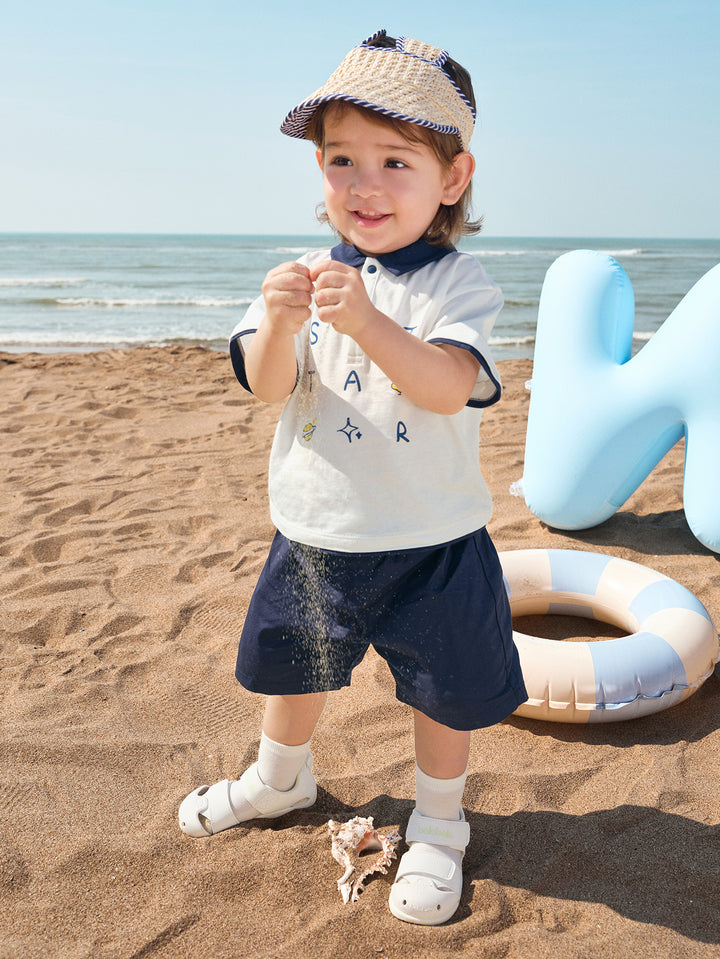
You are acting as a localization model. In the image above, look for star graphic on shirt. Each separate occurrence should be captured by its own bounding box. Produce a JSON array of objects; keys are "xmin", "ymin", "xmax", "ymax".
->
[{"xmin": 337, "ymin": 418, "xmax": 362, "ymax": 442}]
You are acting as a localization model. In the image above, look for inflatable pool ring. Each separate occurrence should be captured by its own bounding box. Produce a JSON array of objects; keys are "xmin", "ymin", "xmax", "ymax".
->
[
  {"xmin": 521, "ymin": 250, "xmax": 720, "ymax": 554},
  {"xmin": 501, "ymin": 549, "xmax": 718, "ymax": 723}
]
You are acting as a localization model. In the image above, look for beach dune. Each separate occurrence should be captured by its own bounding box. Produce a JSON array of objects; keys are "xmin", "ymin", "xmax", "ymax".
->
[{"xmin": 1, "ymin": 346, "xmax": 719, "ymax": 958}]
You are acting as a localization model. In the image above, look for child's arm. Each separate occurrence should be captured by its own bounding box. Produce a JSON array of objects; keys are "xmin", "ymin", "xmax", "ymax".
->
[
  {"xmin": 244, "ymin": 262, "xmax": 314, "ymax": 403},
  {"xmin": 310, "ymin": 261, "xmax": 479, "ymax": 415}
]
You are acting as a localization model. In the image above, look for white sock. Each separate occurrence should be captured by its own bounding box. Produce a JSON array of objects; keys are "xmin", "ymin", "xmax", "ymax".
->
[
  {"xmin": 257, "ymin": 732, "xmax": 311, "ymax": 791},
  {"xmin": 228, "ymin": 733, "xmax": 311, "ymax": 822},
  {"xmin": 415, "ymin": 764, "xmax": 467, "ymax": 822}
]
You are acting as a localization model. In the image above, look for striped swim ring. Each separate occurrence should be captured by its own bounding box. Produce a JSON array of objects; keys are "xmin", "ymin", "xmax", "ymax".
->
[{"xmin": 500, "ymin": 549, "xmax": 719, "ymax": 723}]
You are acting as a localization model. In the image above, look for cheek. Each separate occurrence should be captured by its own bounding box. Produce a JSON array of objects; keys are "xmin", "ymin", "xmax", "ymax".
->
[
  {"xmin": 396, "ymin": 181, "xmax": 438, "ymax": 218},
  {"xmin": 322, "ymin": 170, "xmax": 345, "ymax": 204}
]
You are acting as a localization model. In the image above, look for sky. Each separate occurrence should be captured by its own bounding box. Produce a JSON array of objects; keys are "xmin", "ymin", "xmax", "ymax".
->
[{"xmin": 2, "ymin": 0, "xmax": 719, "ymax": 237}]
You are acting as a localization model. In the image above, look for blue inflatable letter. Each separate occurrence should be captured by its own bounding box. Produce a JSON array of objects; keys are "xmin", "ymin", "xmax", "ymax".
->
[{"xmin": 522, "ymin": 250, "xmax": 720, "ymax": 553}]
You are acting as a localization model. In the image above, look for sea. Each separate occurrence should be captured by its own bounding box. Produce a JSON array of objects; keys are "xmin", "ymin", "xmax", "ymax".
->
[{"xmin": 1, "ymin": 233, "xmax": 718, "ymax": 360}]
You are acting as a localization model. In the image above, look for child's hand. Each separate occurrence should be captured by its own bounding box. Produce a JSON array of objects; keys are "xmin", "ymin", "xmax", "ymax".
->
[
  {"xmin": 262, "ymin": 262, "xmax": 314, "ymax": 335},
  {"xmin": 310, "ymin": 261, "xmax": 380, "ymax": 338}
]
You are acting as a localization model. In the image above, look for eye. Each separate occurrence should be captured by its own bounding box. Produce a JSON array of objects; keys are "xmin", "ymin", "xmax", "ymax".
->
[
  {"xmin": 329, "ymin": 155, "xmax": 352, "ymax": 167},
  {"xmin": 386, "ymin": 159, "xmax": 408, "ymax": 169}
]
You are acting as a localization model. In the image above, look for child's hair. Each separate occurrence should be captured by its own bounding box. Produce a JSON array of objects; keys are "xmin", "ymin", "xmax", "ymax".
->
[{"xmin": 307, "ymin": 32, "xmax": 483, "ymax": 247}]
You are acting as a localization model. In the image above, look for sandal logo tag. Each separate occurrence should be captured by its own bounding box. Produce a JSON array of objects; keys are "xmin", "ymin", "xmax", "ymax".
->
[{"xmin": 417, "ymin": 824, "xmax": 453, "ymax": 840}]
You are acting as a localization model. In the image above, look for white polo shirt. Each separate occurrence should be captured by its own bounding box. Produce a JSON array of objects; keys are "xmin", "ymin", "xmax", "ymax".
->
[{"xmin": 230, "ymin": 240, "xmax": 503, "ymax": 552}]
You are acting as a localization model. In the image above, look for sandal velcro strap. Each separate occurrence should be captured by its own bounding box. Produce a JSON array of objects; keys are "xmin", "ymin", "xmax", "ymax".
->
[
  {"xmin": 405, "ymin": 809, "xmax": 470, "ymax": 853},
  {"xmin": 394, "ymin": 844, "xmax": 460, "ymax": 884},
  {"xmin": 239, "ymin": 763, "xmax": 288, "ymax": 815},
  {"xmin": 239, "ymin": 757, "xmax": 316, "ymax": 817},
  {"xmin": 205, "ymin": 780, "xmax": 242, "ymax": 833}
]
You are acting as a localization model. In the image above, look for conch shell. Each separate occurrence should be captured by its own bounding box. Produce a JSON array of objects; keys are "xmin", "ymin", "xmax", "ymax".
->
[{"xmin": 327, "ymin": 816, "xmax": 401, "ymax": 903}]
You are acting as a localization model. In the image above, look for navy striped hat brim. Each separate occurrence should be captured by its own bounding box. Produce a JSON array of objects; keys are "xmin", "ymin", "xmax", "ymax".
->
[{"xmin": 280, "ymin": 94, "xmax": 464, "ymax": 145}]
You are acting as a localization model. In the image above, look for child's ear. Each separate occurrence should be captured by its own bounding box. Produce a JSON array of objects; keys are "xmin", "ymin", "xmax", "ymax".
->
[
  {"xmin": 441, "ymin": 152, "xmax": 475, "ymax": 205},
  {"xmin": 316, "ymin": 149, "xmax": 324, "ymax": 171}
]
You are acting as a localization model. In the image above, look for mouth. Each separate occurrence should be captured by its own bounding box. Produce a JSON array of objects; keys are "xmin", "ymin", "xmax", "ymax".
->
[{"xmin": 351, "ymin": 210, "xmax": 391, "ymax": 228}]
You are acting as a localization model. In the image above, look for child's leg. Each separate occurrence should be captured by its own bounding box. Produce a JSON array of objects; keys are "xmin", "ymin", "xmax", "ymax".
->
[
  {"xmin": 413, "ymin": 709, "xmax": 470, "ymax": 782},
  {"xmin": 263, "ymin": 691, "xmax": 327, "ymax": 745},
  {"xmin": 413, "ymin": 710, "xmax": 469, "ymax": 821},
  {"xmin": 389, "ymin": 710, "xmax": 471, "ymax": 926},
  {"xmin": 243, "ymin": 692, "xmax": 327, "ymax": 795},
  {"xmin": 179, "ymin": 692, "xmax": 325, "ymax": 837}
]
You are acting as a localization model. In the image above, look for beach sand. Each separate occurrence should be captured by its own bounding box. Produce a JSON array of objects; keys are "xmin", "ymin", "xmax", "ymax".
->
[{"xmin": 2, "ymin": 345, "xmax": 720, "ymax": 959}]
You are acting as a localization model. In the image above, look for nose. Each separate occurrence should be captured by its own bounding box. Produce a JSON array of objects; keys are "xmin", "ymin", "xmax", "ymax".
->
[{"xmin": 349, "ymin": 166, "xmax": 382, "ymax": 198}]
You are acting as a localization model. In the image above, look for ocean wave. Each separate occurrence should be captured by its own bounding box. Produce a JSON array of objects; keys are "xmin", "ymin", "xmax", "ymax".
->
[
  {"xmin": 489, "ymin": 334, "xmax": 536, "ymax": 347},
  {"xmin": 468, "ymin": 249, "xmax": 530, "ymax": 257},
  {"xmin": 0, "ymin": 277, "xmax": 86, "ymax": 287},
  {"xmin": 0, "ymin": 331, "xmax": 229, "ymax": 349},
  {"xmin": 597, "ymin": 248, "xmax": 645, "ymax": 257},
  {"xmin": 275, "ymin": 246, "xmax": 331, "ymax": 255},
  {"xmin": 468, "ymin": 247, "xmax": 647, "ymax": 259},
  {"xmin": 47, "ymin": 296, "xmax": 252, "ymax": 308},
  {"xmin": 619, "ymin": 251, "xmax": 714, "ymax": 260}
]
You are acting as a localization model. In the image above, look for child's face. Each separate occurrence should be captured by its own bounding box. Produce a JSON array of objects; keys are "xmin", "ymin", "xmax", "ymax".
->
[{"xmin": 316, "ymin": 106, "xmax": 470, "ymax": 255}]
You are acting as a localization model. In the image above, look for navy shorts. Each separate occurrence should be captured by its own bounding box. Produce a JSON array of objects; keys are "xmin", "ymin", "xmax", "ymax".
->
[{"xmin": 235, "ymin": 528, "xmax": 528, "ymax": 731}]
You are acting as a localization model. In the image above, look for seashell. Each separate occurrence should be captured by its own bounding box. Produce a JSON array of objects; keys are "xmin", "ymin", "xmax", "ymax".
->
[{"xmin": 327, "ymin": 816, "xmax": 401, "ymax": 903}]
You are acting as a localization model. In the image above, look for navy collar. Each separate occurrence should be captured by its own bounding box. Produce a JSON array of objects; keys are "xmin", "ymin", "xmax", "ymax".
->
[{"xmin": 330, "ymin": 238, "xmax": 455, "ymax": 276}]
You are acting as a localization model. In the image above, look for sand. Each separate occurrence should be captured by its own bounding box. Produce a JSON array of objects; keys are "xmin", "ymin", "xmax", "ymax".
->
[{"xmin": 1, "ymin": 345, "xmax": 719, "ymax": 959}]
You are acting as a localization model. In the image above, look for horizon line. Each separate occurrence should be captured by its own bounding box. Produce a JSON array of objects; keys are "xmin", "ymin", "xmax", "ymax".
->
[{"xmin": 2, "ymin": 231, "xmax": 719, "ymax": 241}]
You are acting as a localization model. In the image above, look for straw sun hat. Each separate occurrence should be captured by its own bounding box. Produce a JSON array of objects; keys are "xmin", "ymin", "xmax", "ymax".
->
[{"xmin": 280, "ymin": 29, "xmax": 476, "ymax": 151}]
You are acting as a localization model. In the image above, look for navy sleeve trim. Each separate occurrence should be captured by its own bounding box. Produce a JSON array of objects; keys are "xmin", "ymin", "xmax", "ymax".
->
[
  {"xmin": 229, "ymin": 329, "xmax": 256, "ymax": 393},
  {"xmin": 428, "ymin": 338, "xmax": 502, "ymax": 408}
]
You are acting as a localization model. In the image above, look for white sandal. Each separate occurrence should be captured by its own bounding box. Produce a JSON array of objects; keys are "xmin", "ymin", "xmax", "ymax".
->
[
  {"xmin": 178, "ymin": 755, "xmax": 317, "ymax": 838},
  {"xmin": 388, "ymin": 809, "xmax": 470, "ymax": 925}
]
